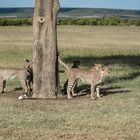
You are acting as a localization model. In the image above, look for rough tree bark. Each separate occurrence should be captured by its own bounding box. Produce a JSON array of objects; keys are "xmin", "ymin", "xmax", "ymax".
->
[{"xmin": 32, "ymin": 0, "xmax": 60, "ymax": 98}]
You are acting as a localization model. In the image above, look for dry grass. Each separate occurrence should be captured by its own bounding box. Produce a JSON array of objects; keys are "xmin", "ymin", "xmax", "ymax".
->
[{"xmin": 0, "ymin": 26, "xmax": 140, "ymax": 140}]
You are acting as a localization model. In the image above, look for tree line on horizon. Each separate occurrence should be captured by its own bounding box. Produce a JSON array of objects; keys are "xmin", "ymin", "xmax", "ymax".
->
[{"xmin": 0, "ymin": 17, "xmax": 140, "ymax": 26}]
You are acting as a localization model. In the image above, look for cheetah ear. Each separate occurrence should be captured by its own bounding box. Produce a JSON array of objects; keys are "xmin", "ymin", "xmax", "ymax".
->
[
  {"xmin": 24, "ymin": 59, "xmax": 30, "ymax": 63},
  {"xmin": 95, "ymin": 63, "xmax": 104, "ymax": 68},
  {"xmin": 24, "ymin": 59, "xmax": 32, "ymax": 64}
]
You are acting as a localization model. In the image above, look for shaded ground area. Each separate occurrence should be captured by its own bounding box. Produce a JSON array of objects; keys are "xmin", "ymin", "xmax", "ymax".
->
[{"xmin": 0, "ymin": 84, "xmax": 132, "ymax": 101}]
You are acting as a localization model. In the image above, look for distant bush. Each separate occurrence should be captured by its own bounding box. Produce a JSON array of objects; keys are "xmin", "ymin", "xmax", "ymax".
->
[
  {"xmin": 0, "ymin": 18, "xmax": 32, "ymax": 26},
  {"xmin": 0, "ymin": 17, "xmax": 140, "ymax": 26},
  {"xmin": 134, "ymin": 20, "xmax": 140, "ymax": 26},
  {"xmin": 58, "ymin": 17, "xmax": 140, "ymax": 26}
]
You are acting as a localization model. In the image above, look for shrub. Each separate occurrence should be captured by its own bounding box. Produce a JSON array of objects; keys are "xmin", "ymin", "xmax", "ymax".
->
[
  {"xmin": 0, "ymin": 18, "xmax": 32, "ymax": 26},
  {"xmin": 0, "ymin": 17, "xmax": 140, "ymax": 26}
]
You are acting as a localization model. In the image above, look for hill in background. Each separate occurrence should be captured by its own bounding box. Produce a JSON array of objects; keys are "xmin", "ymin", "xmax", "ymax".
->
[{"xmin": 0, "ymin": 7, "xmax": 140, "ymax": 19}]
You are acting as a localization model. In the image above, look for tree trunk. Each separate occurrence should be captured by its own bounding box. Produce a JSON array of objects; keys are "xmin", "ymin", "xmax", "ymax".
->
[{"xmin": 32, "ymin": 0, "xmax": 60, "ymax": 98}]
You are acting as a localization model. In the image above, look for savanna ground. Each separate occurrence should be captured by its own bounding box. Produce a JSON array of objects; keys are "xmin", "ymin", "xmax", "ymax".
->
[{"xmin": 0, "ymin": 26, "xmax": 140, "ymax": 140}]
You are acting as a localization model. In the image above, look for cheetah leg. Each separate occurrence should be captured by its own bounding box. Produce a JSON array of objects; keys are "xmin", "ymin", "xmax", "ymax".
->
[
  {"xmin": 2, "ymin": 80, "xmax": 6, "ymax": 93},
  {"xmin": 28, "ymin": 81, "xmax": 32, "ymax": 93},
  {"xmin": 90, "ymin": 84, "xmax": 96, "ymax": 100},
  {"xmin": 96, "ymin": 85, "xmax": 102, "ymax": 99},
  {"xmin": 71, "ymin": 80, "xmax": 78, "ymax": 96},
  {"xmin": 26, "ymin": 79, "xmax": 32, "ymax": 93},
  {"xmin": 67, "ymin": 79, "xmax": 74, "ymax": 99},
  {"xmin": 20, "ymin": 79, "xmax": 28, "ymax": 93}
]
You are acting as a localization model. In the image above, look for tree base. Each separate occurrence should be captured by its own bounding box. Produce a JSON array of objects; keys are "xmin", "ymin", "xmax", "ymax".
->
[{"xmin": 32, "ymin": 92, "xmax": 57, "ymax": 99}]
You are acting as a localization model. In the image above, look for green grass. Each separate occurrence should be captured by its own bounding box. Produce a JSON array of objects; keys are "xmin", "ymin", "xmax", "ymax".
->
[{"xmin": 0, "ymin": 26, "xmax": 140, "ymax": 140}]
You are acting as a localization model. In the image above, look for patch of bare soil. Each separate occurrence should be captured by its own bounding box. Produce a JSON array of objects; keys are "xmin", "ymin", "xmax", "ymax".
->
[{"xmin": 0, "ymin": 90, "xmax": 23, "ymax": 99}]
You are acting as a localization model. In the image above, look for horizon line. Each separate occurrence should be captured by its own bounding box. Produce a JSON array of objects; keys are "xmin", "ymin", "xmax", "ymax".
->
[{"xmin": 0, "ymin": 7, "xmax": 140, "ymax": 11}]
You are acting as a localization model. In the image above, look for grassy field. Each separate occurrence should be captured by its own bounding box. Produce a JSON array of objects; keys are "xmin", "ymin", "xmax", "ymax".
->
[{"xmin": 0, "ymin": 26, "xmax": 140, "ymax": 140}]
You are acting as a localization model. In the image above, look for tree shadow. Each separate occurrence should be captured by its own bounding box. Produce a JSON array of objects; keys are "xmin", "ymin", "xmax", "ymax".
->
[
  {"xmin": 63, "ymin": 55, "xmax": 140, "ymax": 67},
  {"xmin": 100, "ymin": 86, "xmax": 131, "ymax": 96},
  {"xmin": 74, "ymin": 85, "xmax": 131, "ymax": 97}
]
